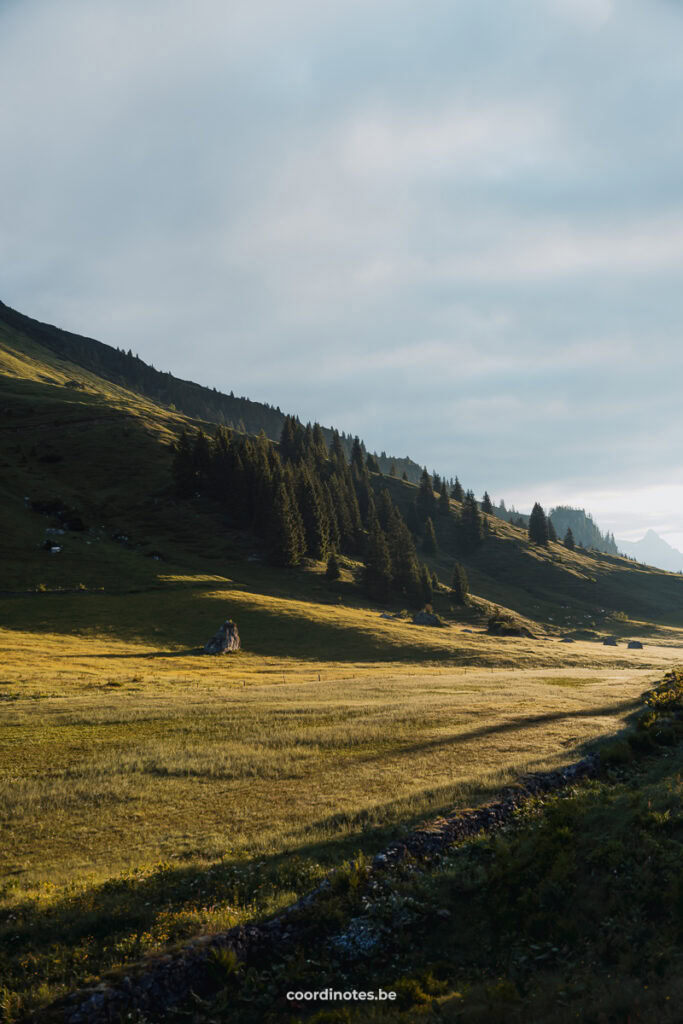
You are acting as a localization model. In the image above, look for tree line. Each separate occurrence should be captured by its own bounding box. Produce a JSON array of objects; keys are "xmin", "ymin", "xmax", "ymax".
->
[{"xmin": 171, "ymin": 417, "xmax": 474, "ymax": 608}]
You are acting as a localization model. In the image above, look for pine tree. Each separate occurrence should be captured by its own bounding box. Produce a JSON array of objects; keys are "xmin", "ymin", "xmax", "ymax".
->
[
  {"xmin": 362, "ymin": 522, "xmax": 393, "ymax": 601},
  {"xmin": 351, "ymin": 436, "xmax": 364, "ymax": 471},
  {"xmin": 268, "ymin": 482, "xmax": 305, "ymax": 566},
  {"xmin": 279, "ymin": 416, "xmax": 297, "ymax": 462},
  {"xmin": 377, "ymin": 488, "xmax": 394, "ymax": 531},
  {"xmin": 366, "ymin": 452, "xmax": 380, "ymax": 474},
  {"xmin": 528, "ymin": 502, "xmax": 549, "ymax": 546},
  {"xmin": 548, "ymin": 517, "xmax": 557, "ymax": 543},
  {"xmin": 389, "ymin": 462, "xmax": 397, "ymax": 477},
  {"xmin": 451, "ymin": 562, "xmax": 469, "ymax": 604},
  {"xmin": 459, "ymin": 491, "xmax": 484, "ymax": 552},
  {"xmin": 481, "ymin": 491, "xmax": 493, "ymax": 515},
  {"xmin": 438, "ymin": 480, "xmax": 450, "ymax": 516},
  {"xmin": 325, "ymin": 550, "xmax": 341, "ymax": 580},
  {"xmin": 451, "ymin": 477, "xmax": 464, "ymax": 502},
  {"xmin": 564, "ymin": 527, "xmax": 576, "ymax": 550},
  {"xmin": 419, "ymin": 563, "xmax": 433, "ymax": 605},
  {"xmin": 417, "ymin": 468, "xmax": 437, "ymax": 522},
  {"xmin": 423, "ymin": 517, "xmax": 437, "ymax": 554},
  {"xmin": 402, "ymin": 471, "xmax": 409, "ymax": 481},
  {"xmin": 297, "ymin": 465, "xmax": 329, "ymax": 560},
  {"xmin": 330, "ymin": 430, "xmax": 346, "ymax": 469}
]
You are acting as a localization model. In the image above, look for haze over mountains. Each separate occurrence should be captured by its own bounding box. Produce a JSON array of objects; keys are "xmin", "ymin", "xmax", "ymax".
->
[{"xmin": 618, "ymin": 530, "xmax": 683, "ymax": 574}]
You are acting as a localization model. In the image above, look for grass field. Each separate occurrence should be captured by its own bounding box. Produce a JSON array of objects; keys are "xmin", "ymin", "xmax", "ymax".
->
[{"xmin": 1, "ymin": 578, "xmax": 681, "ymax": 1018}]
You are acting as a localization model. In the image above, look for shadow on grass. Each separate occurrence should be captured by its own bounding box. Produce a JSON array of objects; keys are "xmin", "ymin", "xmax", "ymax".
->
[{"xmin": 2, "ymin": 587, "xmax": 469, "ymax": 664}]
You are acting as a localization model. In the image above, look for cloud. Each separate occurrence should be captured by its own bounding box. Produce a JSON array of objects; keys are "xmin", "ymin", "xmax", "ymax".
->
[{"xmin": 2, "ymin": 0, "xmax": 683, "ymax": 539}]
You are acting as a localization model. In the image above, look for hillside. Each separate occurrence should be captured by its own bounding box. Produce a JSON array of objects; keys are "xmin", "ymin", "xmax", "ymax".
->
[
  {"xmin": 0, "ymin": 299, "xmax": 423, "ymax": 482},
  {"xmin": 549, "ymin": 505, "xmax": 618, "ymax": 555},
  {"xmin": 2, "ymin": 301, "xmax": 683, "ymax": 639}
]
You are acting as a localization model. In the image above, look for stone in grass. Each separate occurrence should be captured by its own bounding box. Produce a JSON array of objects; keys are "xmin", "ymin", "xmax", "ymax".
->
[
  {"xmin": 204, "ymin": 619, "xmax": 240, "ymax": 654},
  {"xmin": 627, "ymin": 640, "xmax": 644, "ymax": 649},
  {"xmin": 412, "ymin": 610, "xmax": 444, "ymax": 627},
  {"xmin": 603, "ymin": 637, "xmax": 618, "ymax": 646}
]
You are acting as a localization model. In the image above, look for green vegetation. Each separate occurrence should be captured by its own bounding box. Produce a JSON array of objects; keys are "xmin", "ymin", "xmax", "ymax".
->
[
  {"xmin": 2, "ymin": 302, "xmax": 683, "ymax": 1021},
  {"xmin": 528, "ymin": 501, "xmax": 550, "ymax": 546},
  {"xmin": 138, "ymin": 672, "xmax": 683, "ymax": 1024}
]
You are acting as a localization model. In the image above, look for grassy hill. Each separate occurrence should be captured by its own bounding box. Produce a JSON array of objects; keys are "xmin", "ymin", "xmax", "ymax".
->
[{"xmin": 2, "ymin": 303, "xmax": 683, "ymax": 1021}]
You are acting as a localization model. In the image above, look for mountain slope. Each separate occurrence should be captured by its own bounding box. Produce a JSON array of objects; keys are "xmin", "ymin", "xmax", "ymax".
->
[
  {"xmin": 2, "ymin": 302, "xmax": 683, "ymax": 637},
  {"xmin": 0, "ymin": 299, "xmax": 423, "ymax": 481}
]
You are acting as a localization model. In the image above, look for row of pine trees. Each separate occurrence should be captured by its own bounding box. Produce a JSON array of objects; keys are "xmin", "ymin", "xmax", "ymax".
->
[{"xmin": 171, "ymin": 417, "xmax": 473, "ymax": 608}]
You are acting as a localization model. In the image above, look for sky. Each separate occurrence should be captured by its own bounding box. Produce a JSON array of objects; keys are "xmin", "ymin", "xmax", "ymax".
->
[{"xmin": 2, "ymin": 0, "xmax": 683, "ymax": 547}]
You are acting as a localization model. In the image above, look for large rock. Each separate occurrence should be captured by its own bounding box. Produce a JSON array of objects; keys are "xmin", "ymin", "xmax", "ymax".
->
[
  {"xmin": 412, "ymin": 611, "xmax": 443, "ymax": 627},
  {"xmin": 627, "ymin": 640, "xmax": 643, "ymax": 649},
  {"xmin": 204, "ymin": 620, "xmax": 240, "ymax": 654}
]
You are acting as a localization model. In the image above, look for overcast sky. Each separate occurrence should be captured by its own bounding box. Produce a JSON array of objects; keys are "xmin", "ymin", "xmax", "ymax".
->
[{"xmin": 2, "ymin": 0, "xmax": 683, "ymax": 546}]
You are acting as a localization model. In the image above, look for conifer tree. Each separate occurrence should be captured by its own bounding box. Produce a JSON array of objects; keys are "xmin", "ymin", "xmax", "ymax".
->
[
  {"xmin": 417, "ymin": 468, "xmax": 437, "ymax": 522},
  {"xmin": 323, "ymin": 483, "xmax": 341, "ymax": 552},
  {"xmin": 330, "ymin": 430, "xmax": 346, "ymax": 469},
  {"xmin": 268, "ymin": 481, "xmax": 305, "ymax": 566},
  {"xmin": 325, "ymin": 550, "xmax": 341, "ymax": 580},
  {"xmin": 352, "ymin": 463, "xmax": 374, "ymax": 525},
  {"xmin": 351, "ymin": 436, "xmax": 364, "ymax": 472},
  {"xmin": 459, "ymin": 490, "xmax": 484, "ymax": 551},
  {"xmin": 362, "ymin": 522, "xmax": 393, "ymax": 601},
  {"xmin": 451, "ymin": 562, "xmax": 469, "ymax": 604},
  {"xmin": 564, "ymin": 526, "xmax": 576, "ymax": 550},
  {"xmin": 548, "ymin": 517, "xmax": 557, "ymax": 543},
  {"xmin": 279, "ymin": 416, "xmax": 297, "ymax": 462},
  {"xmin": 402, "ymin": 471, "xmax": 409, "ymax": 481},
  {"xmin": 389, "ymin": 462, "xmax": 397, "ymax": 477},
  {"xmin": 366, "ymin": 452, "xmax": 381, "ymax": 474},
  {"xmin": 297, "ymin": 465, "xmax": 329, "ymax": 560},
  {"xmin": 451, "ymin": 477, "xmax": 465, "ymax": 502},
  {"xmin": 481, "ymin": 491, "xmax": 493, "ymax": 515},
  {"xmin": 423, "ymin": 517, "xmax": 438, "ymax": 554},
  {"xmin": 377, "ymin": 488, "xmax": 394, "ymax": 531},
  {"xmin": 284, "ymin": 464, "xmax": 306, "ymax": 555},
  {"xmin": 419, "ymin": 563, "xmax": 433, "ymax": 605},
  {"xmin": 528, "ymin": 502, "xmax": 549, "ymax": 546},
  {"xmin": 438, "ymin": 480, "xmax": 450, "ymax": 516}
]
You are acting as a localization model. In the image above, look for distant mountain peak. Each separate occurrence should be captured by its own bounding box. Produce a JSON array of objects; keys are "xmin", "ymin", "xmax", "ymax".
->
[{"xmin": 618, "ymin": 529, "xmax": 683, "ymax": 573}]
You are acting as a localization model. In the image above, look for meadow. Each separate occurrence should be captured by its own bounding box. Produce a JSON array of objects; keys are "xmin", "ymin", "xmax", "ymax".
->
[{"xmin": 1, "ymin": 578, "xmax": 681, "ymax": 1019}]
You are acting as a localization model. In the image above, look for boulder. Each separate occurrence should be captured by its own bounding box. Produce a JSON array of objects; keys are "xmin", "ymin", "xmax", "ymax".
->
[
  {"xmin": 603, "ymin": 637, "xmax": 618, "ymax": 646},
  {"xmin": 204, "ymin": 619, "xmax": 240, "ymax": 654},
  {"xmin": 627, "ymin": 640, "xmax": 643, "ymax": 650},
  {"xmin": 412, "ymin": 611, "xmax": 443, "ymax": 627}
]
